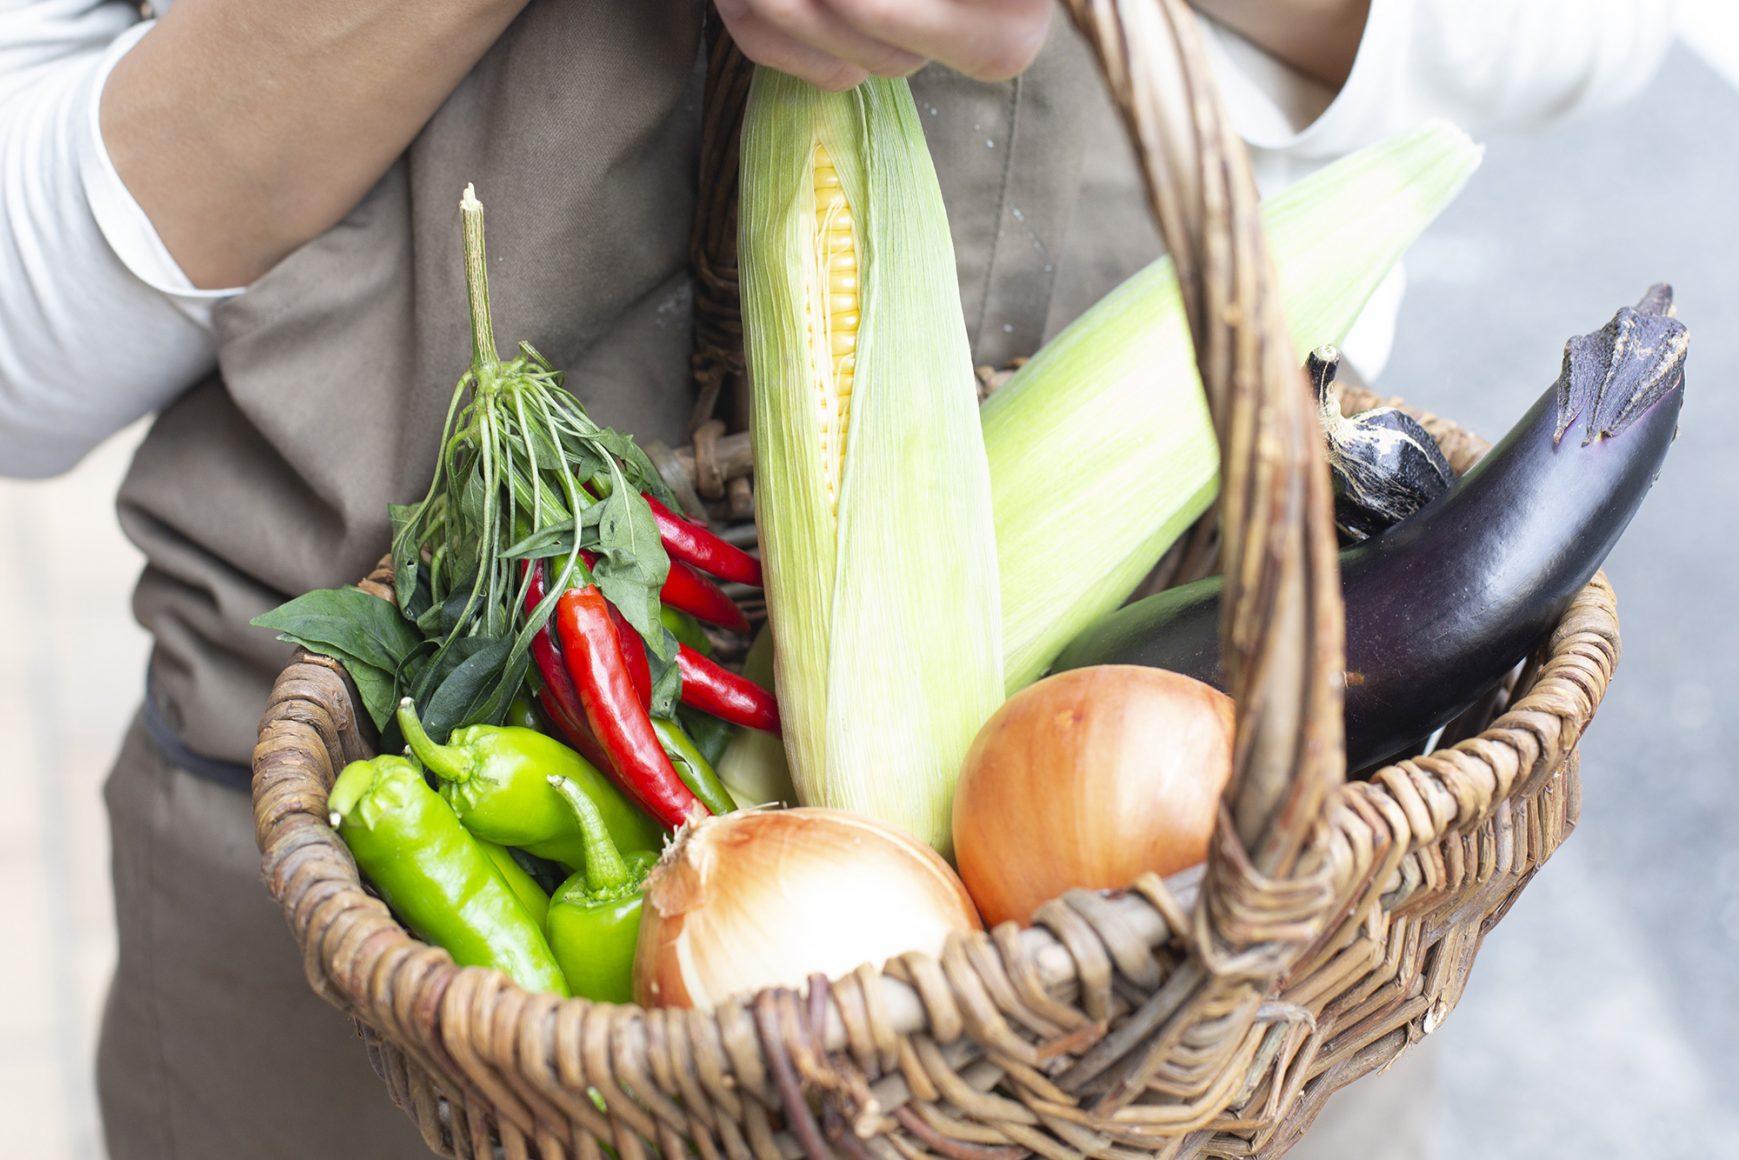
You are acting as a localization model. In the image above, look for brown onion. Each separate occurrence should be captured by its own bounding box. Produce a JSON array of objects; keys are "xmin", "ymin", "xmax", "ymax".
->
[
  {"xmin": 634, "ymin": 807, "xmax": 980, "ymax": 1010},
  {"xmin": 951, "ymin": 665, "xmax": 1235, "ymax": 928}
]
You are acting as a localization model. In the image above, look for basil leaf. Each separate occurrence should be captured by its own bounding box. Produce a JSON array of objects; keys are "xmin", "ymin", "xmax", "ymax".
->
[
  {"xmin": 593, "ymin": 427, "xmax": 675, "ymax": 503},
  {"xmin": 342, "ymin": 658, "xmax": 403, "ymax": 733},
  {"xmin": 420, "ymin": 635, "xmax": 519, "ymax": 741},
  {"xmin": 389, "ymin": 502, "xmax": 423, "ymax": 609},
  {"xmin": 429, "ymin": 568, "xmax": 485, "ymax": 639},
  {"xmin": 503, "ymin": 525, "xmax": 581, "ymax": 561},
  {"xmin": 401, "ymin": 563, "xmax": 435, "ymax": 627},
  {"xmin": 591, "ymin": 484, "xmax": 672, "ymax": 660},
  {"xmin": 649, "ymin": 639, "xmax": 682, "ymax": 719},
  {"xmin": 252, "ymin": 587, "xmax": 419, "ymax": 675}
]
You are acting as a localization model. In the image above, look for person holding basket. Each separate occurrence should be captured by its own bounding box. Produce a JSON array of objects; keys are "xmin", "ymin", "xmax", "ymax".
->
[{"xmin": 0, "ymin": 0, "xmax": 1672, "ymax": 1155}]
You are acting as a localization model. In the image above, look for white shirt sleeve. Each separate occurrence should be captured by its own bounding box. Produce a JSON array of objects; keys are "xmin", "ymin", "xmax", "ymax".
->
[
  {"xmin": 0, "ymin": 0, "xmax": 238, "ymax": 480},
  {"xmin": 1205, "ymin": 0, "xmax": 1680, "ymax": 161},
  {"xmin": 1199, "ymin": 0, "xmax": 1677, "ymax": 375}
]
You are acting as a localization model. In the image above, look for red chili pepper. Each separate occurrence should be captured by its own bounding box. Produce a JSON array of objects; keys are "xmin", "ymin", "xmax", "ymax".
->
[
  {"xmin": 677, "ymin": 647, "xmax": 781, "ymax": 735},
  {"xmin": 607, "ymin": 607, "xmax": 654, "ymax": 711},
  {"xmin": 555, "ymin": 584, "xmax": 704, "ymax": 829},
  {"xmin": 581, "ymin": 549, "xmax": 750, "ymax": 636},
  {"xmin": 521, "ymin": 561, "xmax": 618, "ymax": 776},
  {"xmin": 660, "ymin": 559, "xmax": 751, "ymax": 635},
  {"xmin": 613, "ymin": 626, "xmax": 781, "ymax": 736},
  {"xmin": 645, "ymin": 495, "xmax": 763, "ymax": 588}
]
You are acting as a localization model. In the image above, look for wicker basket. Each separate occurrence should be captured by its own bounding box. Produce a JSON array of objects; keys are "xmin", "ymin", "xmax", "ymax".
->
[{"xmin": 251, "ymin": 2, "xmax": 1617, "ymax": 1156}]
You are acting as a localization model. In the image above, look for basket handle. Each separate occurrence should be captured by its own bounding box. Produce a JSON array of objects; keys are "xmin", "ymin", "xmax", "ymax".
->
[{"xmin": 1057, "ymin": 0, "xmax": 1347, "ymax": 892}]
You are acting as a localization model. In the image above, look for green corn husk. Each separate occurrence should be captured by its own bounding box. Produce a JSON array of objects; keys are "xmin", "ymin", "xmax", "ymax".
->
[
  {"xmin": 986, "ymin": 120, "xmax": 1483, "ymax": 688},
  {"xmin": 740, "ymin": 71, "xmax": 1004, "ymax": 855}
]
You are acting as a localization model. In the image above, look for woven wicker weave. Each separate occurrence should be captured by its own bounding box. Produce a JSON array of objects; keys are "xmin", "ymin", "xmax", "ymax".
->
[{"xmin": 251, "ymin": 2, "xmax": 1614, "ymax": 1155}]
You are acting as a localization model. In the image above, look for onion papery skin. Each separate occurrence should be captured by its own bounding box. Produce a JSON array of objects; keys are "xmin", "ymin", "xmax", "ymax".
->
[
  {"xmin": 634, "ymin": 807, "xmax": 981, "ymax": 1010},
  {"xmin": 952, "ymin": 666, "xmax": 1235, "ymax": 928}
]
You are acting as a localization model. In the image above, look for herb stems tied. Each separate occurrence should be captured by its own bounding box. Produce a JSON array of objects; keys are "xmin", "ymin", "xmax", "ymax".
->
[{"xmin": 384, "ymin": 186, "xmax": 681, "ymax": 743}]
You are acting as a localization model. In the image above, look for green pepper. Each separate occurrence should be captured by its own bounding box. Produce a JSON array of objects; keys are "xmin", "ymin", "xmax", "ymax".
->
[
  {"xmin": 477, "ymin": 840, "xmax": 550, "ymax": 926},
  {"xmin": 328, "ymin": 755, "xmax": 568, "ymax": 996},
  {"xmin": 660, "ymin": 606, "xmax": 713, "ymax": 657},
  {"xmin": 506, "ymin": 691, "xmax": 547, "ymax": 734},
  {"xmin": 651, "ymin": 716, "xmax": 737, "ymax": 817},
  {"xmin": 675, "ymin": 705, "xmax": 735, "ymax": 768},
  {"xmin": 398, "ymin": 698, "xmax": 664, "ymax": 869},
  {"xmin": 543, "ymin": 774, "xmax": 657, "ymax": 1003}
]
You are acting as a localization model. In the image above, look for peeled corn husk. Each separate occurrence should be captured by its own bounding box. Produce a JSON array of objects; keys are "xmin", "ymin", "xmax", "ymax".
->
[
  {"xmin": 986, "ymin": 120, "xmax": 1484, "ymax": 688},
  {"xmin": 740, "ymin": 70, "xmax": 1003, "ymax": 856}
]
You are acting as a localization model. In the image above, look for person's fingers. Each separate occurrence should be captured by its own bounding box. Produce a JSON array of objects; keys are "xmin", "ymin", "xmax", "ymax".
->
[
  {"xmin": 738, "ymin": 0, "xmax": 929, "ymax": 78},
  {"xmin": 716, "ymin": 0, "xmax": 871, "ymax": 91},
  {"xmin": 826, "ymin": 0, "xmax": 1054, "ymax": 81}
]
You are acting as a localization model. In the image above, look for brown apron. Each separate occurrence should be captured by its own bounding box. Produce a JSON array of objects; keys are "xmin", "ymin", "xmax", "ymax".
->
[{"xmin": 96, "ymin": 4, "xmax": 1428, "ymax": 1154}]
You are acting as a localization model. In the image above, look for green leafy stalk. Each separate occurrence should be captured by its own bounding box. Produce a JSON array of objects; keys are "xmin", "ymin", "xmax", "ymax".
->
[
  {"xmin": 262, "ymin": 185, "xmax": 689, "ymax": 741},
  {"xmin": 461, "ymin": 183, "xmax": 500, "ymax": 376}
]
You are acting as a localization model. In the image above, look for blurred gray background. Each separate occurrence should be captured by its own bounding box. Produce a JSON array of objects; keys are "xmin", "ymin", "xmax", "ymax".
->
[
  {"xmin": 0, "ymin": 5, "xmax": 1734, "ymax": 1158},
  {"xmin": 1381, "ymin": 19, "xmax": 1739, "ymax": 1156}
]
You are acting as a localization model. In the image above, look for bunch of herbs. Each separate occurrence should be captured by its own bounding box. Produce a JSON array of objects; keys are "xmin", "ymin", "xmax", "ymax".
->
[{"xmin": 255, "ymin": 186, "xmax": 679, "ymax": 744}]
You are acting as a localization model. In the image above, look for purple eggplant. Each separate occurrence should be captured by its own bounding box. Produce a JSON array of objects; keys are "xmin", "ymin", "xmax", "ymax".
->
[{"xmin": 1054, "ymin": 286, "xmax": 1689, "ymax": 771}]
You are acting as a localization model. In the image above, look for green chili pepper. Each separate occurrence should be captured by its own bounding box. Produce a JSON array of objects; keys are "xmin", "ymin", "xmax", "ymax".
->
[
  {"xmin": 675, "ymin": 705, "xmax": 736, "ymax": 768},
  {"xmin": 651, "ymin": 717, "xmax": 737, "ymax": 817},
  {"xmin": 543, "ymin": 774, "xmax": 657, "ymax": 1003},
  {"xmin": 398, "ymin": 698, "xmax": 664, "ymax": 869},
  {"xmin": 506, "ymin": 691, "xmax": 547, "ymax": 734},
  {"xmin": 660, "ymin": 606, "xmax": 713, "ymax": 657},
  {"xmin": 328, "ymin": 755, "xmax": 568, "ymax": 995},
  {"xmin": 476, "ymin": 840, "xmax": 550, "ymax": 926}
]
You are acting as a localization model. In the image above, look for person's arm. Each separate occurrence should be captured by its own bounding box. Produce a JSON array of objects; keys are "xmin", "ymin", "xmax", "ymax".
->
[
  {"xmin": 1190, "ymin": 0, "xmax": 1370, "ymax": 88},
  {"xmin": 0, "ymin": 0, "xmax": 533, "ymax": 478},
  {"xmin": 102, "ymin": 0, "xmax": 530, "ymax": 290}
]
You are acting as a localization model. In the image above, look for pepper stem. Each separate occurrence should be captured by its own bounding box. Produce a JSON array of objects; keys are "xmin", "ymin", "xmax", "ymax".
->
[
  {"xmin": 397, "ymin": 698, "xmax": 474, "ymax": 783},
  {"xmin": 460, "ymin": 184, "xmax": 499, "ymax": 376},
  {"xmin": 547, "ymin": 775, "xmax": 630, "ymax": 893}
]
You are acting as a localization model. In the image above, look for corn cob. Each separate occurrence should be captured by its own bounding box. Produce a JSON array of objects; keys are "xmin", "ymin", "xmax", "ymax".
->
[
  {"xmin": 985, "ymin": 120, "xmax": 1483, "ymax": 688},
  {"xmin": 740, "ymin": 70, "xmax": 1003, "ymax": 856}
]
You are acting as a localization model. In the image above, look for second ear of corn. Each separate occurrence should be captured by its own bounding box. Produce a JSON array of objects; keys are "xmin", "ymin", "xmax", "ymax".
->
[
  {"xmin": 740, "ymin": 70, "xmax": 1004, "ymax": 857},
  {"xmin": 986, "ymin": 120, "xmax": 1481, "ymax": 687}
]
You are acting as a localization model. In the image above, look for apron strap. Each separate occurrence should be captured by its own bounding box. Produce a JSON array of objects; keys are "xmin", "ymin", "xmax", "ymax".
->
[{"xmin": 143, "ymin": 668, "xmax": 254, "ymax": 791}]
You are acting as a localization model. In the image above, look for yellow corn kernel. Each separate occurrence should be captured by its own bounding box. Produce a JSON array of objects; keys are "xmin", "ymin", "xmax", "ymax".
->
[{"xmin": 808, "ymin": 144, "xmax": 862, "ymax": 509}]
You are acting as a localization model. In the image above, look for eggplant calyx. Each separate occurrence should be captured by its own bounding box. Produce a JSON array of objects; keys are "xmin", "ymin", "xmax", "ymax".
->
[{"xmin": 1553, "ymin": 283, "xmax": 1689, "ymax": 448}]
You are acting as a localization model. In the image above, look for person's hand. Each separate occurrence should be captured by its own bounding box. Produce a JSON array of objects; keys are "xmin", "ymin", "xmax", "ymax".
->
[{"xmin": 716, "ymin": 0, "xmax": 1054, "ymax": 91}]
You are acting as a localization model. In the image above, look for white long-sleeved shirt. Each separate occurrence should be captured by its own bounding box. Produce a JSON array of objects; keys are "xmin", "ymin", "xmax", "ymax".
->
[
  {"xmin": 0, "ymin": 0, "xmax": 1677, "ymax": 478},
  {"xmin": 0, "ymin": 0, "xmax": 237, "ymax": 478}
]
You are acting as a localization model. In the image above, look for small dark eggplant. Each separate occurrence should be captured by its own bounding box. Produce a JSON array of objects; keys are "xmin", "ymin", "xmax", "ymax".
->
[
  {"xmin": 1055, "ymin": 287, "xmax": 1688, "ymax": 771},
  {"xmin": 1310, "ymin": 344, "xmax": 1455, "ymax": 542}
]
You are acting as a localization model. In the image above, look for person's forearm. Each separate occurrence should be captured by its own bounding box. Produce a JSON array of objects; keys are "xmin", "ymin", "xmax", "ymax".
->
[
  {"xmin": 101, "ymin": 0, "xmax": 529, "ymax": 290},
  {"xmin": 1190, "ymin": 0, "xmax": 1371, "ymax": 88}
]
